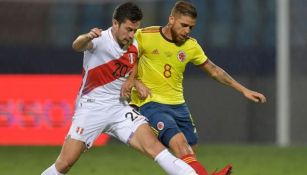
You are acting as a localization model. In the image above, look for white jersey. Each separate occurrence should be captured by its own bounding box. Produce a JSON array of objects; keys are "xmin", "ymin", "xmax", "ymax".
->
[
  {"xmin": 67, "ymin": 28, "xmax": 147, "ymax": 148},
  {"xmin": 78, "ymin": 27, "xmax": 138, "ymax": 103}
]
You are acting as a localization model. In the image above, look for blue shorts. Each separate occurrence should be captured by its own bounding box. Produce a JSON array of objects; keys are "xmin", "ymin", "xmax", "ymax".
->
[{"xmin": 139, "ymin": 102, "xmax": 198, "ymax": 147}]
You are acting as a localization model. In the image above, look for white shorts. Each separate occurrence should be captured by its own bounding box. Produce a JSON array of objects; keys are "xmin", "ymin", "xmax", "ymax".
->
[{"xmin": 67, "ymin": 97, "xmax": 148, "ymax": 149}]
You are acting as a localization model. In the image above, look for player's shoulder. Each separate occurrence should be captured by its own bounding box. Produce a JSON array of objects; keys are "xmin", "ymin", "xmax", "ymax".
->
[
  {"xmin": 101, "ymin": 28, "xmax": 112, "ymax": 40},
  {"xmin": 138, "ymin": 26, "xmax": 161, "ymax": 34},
  {"xmin": 187, "ymin": 36, "xmax": 198, "ymax": 44},
  {"xmin": 94, "ymin": 28, "xmax": 111, "ymax": 43},
  {"xmin": 91, "ymin": 28, "xmax": 115, "ymax": 50},
  {"xmin": 185, "ymin": 36, "xmax": 201, "ymax": 48}
]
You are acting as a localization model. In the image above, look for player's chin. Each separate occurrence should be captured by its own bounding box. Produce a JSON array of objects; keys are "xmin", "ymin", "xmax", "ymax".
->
[
  {"xmin": 124, "ymin": 39, "xmax": 132, "ymax": 43},
  {"xmin": 118, "ymin": 39, "xmax": 126, "ymax": 45}
]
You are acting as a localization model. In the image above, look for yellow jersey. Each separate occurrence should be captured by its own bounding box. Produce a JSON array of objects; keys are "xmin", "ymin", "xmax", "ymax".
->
[{"xmin": 131, "ymin": 26, "xmax": 208, "ymax": 106}]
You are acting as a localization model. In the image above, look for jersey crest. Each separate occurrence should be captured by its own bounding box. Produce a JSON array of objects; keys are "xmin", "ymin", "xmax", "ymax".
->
[{"xmin": 177, "ymin": 50, "xmax": 186, "ymax": 62}]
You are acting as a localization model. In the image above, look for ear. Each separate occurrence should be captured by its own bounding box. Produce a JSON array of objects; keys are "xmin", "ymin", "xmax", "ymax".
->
[
  {"xmin": 169, "ymin": 16, "xmax": 175, "ymax": 25},
  {"xmin": 112, "ymin": 19, "xmax": 119, "ymax": 29}
]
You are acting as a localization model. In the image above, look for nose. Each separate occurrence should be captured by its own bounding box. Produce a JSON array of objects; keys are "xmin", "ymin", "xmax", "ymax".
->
[
  {"xmin": 128, "ymin": 31, "xmax": 135, "ymax": 39},
  {"xmin": 184, "ymin": 27, "xmax": 191, "ymax": 35}
]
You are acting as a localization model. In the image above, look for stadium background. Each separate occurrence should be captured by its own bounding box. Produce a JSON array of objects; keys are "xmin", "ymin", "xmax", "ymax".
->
[
  {"xmin": 0, "ymin": 0, "xmax": 306, "ymax": 146},
  {"xmin": 1, "ymin": 0, "xmax": 307, "ymax": 175}
]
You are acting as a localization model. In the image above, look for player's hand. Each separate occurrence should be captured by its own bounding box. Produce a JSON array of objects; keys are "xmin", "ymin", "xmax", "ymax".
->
[
  {"xmin": 135, "ymin": 80, "xmax": 152, "ymax": 100},
  {"xmin": 242, "ymin": 89, "xmax": 267, "ymax": 103},
  {"xmin": 121, "ymin": 79, "xmax": 134, "ymax": 99},
  {"xmin": 87, "ymin": 27, "xmax": 102, "ymax": 39}
]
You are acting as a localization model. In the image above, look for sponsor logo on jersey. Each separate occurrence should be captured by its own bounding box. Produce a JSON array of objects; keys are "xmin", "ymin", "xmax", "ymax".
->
[
  {"xmin": 151, "ymin": 49, "xmax": 160, "ymax": 55},
  {"xmin": 157, "ymin": 121, "xmax": 164, "ymax": 131},
  {"xmin": 86, "ymin": 98, "xmax": 95, "ymax": 103},
  {"xmin": 177, "ymin": 50, "xmax": 186, "ymax": 62}
]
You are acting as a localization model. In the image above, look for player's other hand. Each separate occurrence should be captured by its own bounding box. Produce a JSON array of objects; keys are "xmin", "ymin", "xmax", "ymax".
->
[
  {"xmin": 243, "ymin": 89, "xmax": 267, "ymax": 103},
  {"xmin": 121, "ymin": 79, "xmax": 134, "ymax": 99},
  {"xmin": 87, "ymin": 28, "xmax": 102, "ymax": 39},
  {"xmin": 135, "ymin": 80, "xmax": 152, "ymax": 100}
]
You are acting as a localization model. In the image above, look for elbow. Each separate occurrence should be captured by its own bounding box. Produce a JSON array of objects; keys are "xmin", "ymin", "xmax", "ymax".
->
[
  {"xmin": 72, "ymin": 43, "xmax": 77, "ymax": 51},
  {"xmin": 209, "ymin": 71, "xmax": 218, "ymax": 79},
  {"xmin": 72, "ymin": 41, "xmax": 82, "ymax": 52}
]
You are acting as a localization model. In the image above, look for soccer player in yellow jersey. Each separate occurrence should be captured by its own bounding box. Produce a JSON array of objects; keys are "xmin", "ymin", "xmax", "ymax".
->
[{"xmin": 122, "ymin": 1, "xmax": 266, "ymax": 175}]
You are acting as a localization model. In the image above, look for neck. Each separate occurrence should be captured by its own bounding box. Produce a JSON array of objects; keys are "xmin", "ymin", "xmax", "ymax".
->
[
  {"xmin": 162, "ymin": 24, "xmax": 173, "ymax": 41},
  {"xmin": 111, "ymin": 27, "xmax": 125, "ymax": 49},
  {"xmin": 111, "ymin": 27, "xmax": 117, "ymax": 41}
]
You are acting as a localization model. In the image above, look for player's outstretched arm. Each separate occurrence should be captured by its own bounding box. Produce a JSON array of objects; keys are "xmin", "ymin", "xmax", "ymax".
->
[
  {"xmin": 72, "ymin": 27, "xmax": 102, "ymax": 52},
  {"xmin": 199, "ymin": 59, "xmax": 267, "ymax": 103}
]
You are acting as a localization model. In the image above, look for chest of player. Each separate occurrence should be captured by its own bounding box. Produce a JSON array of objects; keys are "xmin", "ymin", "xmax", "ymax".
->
[
  {"xmin": 143, "ymin": 44, "xmax": 193, "ymax": 73},
  {"xmin": 87, "ymin": 44, "xmax": 137, "ymax": 79}
]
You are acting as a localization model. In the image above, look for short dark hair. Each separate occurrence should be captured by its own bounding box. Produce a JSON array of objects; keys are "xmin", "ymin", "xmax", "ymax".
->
[
  {"xmin": 113, "ymin": 2, "xmax": 143, "ymax": 24},
  {"xmin": 171, "ymin": 0, "xmax": 197, "ymax": 19}
]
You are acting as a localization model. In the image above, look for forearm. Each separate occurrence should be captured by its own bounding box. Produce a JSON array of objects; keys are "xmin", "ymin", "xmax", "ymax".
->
[
  {"xmin": 208, "ymin": 63, "xmax": 247, "ymax": 93},
  {"xmin": 216, "ymin": 71, "xmax": 247, "ymax": 93},
  {"xmin": 129, "ymin": 65, "xmax": 138, "ymax": 81},
  {"xmin": 72, "ymin": 34, "xmax": 92, "ymax": 52},
  {"xmin": 202, "ymin": 60, "xmax": 267, "ymax": 103}
]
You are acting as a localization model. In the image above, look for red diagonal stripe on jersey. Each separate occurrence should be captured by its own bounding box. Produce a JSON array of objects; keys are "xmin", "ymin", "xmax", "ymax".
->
[{"xmin": 82, "ymin": 45, "xmax": 137, "ymax": 95}]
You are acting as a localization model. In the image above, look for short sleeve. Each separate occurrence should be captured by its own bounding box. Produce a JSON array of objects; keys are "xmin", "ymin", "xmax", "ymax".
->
[
  {"xmin": 190, "ymin": 42, "xmax": 208, "ymax": 66},
  {"xmin": 90, "ymin": 37, "xmax": 98, "ymax": 50}
]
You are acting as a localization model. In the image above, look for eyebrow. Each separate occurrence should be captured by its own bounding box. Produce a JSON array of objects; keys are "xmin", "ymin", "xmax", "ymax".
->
[
  {"xmin": 127, "ymin": 26, "xmax": 138, "ymax": 32},
  {"xmin": 181, "ymin": 22, "xmax": 194, "ymax": 28}
]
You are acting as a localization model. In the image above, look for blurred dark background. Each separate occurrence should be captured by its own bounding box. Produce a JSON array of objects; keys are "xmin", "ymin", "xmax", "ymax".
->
[{"xmin": 0, "ymin": 0, "xmax": 306, "ymax": 145}]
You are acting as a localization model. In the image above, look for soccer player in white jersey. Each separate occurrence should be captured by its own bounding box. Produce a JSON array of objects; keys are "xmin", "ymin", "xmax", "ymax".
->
[{"xmin": 41, "ymin": 2, "xmax": 197, "ymax": 175}]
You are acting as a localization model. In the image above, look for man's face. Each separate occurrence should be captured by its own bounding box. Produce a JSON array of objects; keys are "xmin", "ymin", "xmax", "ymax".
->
[
  {"xmin": 169, "ymin": 14, "xmax": 196, "ymax": 44},
  {"xmin": 113, "ymin": 19, "xmax": 140, "ymax": 47}
]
